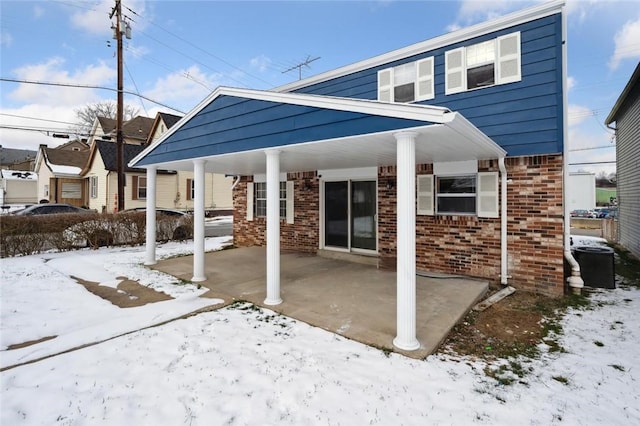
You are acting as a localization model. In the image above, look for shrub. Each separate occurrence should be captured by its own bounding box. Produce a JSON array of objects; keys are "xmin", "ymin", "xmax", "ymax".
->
[{"xmin": 0, "ymin": 211, "xmax": 193, "ymax": 257}]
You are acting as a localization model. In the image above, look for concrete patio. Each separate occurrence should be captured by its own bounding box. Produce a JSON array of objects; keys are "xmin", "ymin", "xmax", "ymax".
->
[{"xmin": 152, "ymin": 246, "xmax": 488, "ymax": 359}]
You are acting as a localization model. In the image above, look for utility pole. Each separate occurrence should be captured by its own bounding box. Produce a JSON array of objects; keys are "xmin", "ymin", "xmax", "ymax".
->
[
  {"xmin": 282, "ymin": 55, "xmax": 320, "ymax": 80},
  {"xmin": 110, "ymin": 0, "xmax": 130, "ymax": 212}
]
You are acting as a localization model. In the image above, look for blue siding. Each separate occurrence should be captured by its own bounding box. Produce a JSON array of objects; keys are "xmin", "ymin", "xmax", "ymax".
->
[
  {"xmin": 137, "ymin": 96, "xmax": 427, "ymax": 166},
  {"xmin": 293, "ymin": 14, "xmax": 564, "ymax": 156}
]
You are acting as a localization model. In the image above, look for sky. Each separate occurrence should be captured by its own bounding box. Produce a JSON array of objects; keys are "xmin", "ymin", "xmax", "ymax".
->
[
  {"xmin": 1, "ymin": 234, "xmax": 639, "ymax": 424},
  {"xmin": 1, "ymin": 0, "xmax": 639, "ymax": 177}
]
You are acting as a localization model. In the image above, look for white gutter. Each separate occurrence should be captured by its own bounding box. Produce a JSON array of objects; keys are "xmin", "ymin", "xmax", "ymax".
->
[
  {"xmin": 561, "ymin": 4, "xmax": 584, "ymax": 293},
  {"xmin": 498, "ymin": 157, "xmax": 509, "ymax": 285}
]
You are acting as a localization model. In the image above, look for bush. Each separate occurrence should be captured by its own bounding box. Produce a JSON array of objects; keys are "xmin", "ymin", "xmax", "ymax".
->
[{"xmin": 0, "ymin": 211, "xmax": 193, "ymax": 257}]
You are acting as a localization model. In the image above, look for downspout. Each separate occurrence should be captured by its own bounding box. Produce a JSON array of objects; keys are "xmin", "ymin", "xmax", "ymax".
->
[
  {"xmin": 230, "ymin": 175, "xmax": 241, "ymax": 191},
  {"xmin": 561, "ymin": 4, "xmax": 584, "ymax": 293},
  {"xmin": 498, "ymin": 157, "xmax": 509, "ymax": 285}
]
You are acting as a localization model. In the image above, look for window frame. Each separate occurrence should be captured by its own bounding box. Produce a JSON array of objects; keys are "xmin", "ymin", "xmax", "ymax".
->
[
  {"xmin": 445, "ymin": 31, "xmax": 521, "ymax": 95},
  {"xmin": 254, "ymin": 181, "xmax": 286, "ymax": 220},
  {"xmin": 435, "ymin": 174, "xmax": 477, "ymax": 215},
  {"xmin": 132, "ymin": 176, "xmax": 147, "ymax": 200},
  {"xmin": 90, "ymin": 176, "xmax": 98, "ymax": 199},
  {"xmin": 378, "ymin": 56, "xmax": 434, "ymax": 103}
]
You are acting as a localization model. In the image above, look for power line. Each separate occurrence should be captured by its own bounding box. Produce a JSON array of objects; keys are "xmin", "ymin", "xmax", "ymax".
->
[
  {"xmin": 0, "ymin": 113, "xmax": 77, "ymax": 126},
  {"xmin": 0, "ymin": 77, "xmax": 185, "ymax": 114},
  {"xmin": 569, "ymin": 145, "xmax": 615, "ymax": 152},
  {"xmin": 125, "ymin": 4, "xmax": 274, "ymax": 88}
]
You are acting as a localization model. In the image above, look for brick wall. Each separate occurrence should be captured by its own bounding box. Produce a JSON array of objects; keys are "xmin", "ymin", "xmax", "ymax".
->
[
  {"xmin": 233, "ymin": 155, "xmax": 565, "ymax": 297},
  {"xmin": 378, "ymin": 155, "xmax": 565, "ymax": 296},
  {"xmin": 233, "ymin": 172, "xmax": 319, "ymax": 252}
]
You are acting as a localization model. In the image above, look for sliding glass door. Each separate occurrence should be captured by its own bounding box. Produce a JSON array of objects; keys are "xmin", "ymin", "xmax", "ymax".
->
[{"xmin": 324, "ymin": 180, "xmax": 376, "ymax": 251}]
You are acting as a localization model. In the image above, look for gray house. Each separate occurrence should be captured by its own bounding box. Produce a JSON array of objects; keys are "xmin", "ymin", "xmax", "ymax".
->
[{"xmin": 606, "ymin": 63, "xmax": 640, "ymax": 259}]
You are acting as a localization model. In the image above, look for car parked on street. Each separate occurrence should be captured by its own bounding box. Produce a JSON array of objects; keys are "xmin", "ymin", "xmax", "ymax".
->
[
  {"xmin": 570, "ymin": 209, "xmax": 597, "ymax": 218},
  {"xmin": 12, "ymin": 203, "xmax": 94, "ymax": 216}
]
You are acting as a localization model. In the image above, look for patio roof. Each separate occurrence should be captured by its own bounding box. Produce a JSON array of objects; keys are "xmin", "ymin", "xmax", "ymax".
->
[{"xmin": 130, "ymin": 87, "xmax": 506, "ymax": 175}]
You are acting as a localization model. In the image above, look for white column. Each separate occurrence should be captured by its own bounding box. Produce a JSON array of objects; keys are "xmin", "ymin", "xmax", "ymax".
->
[
  {"xmin": 144, "ymin": 166, "xmax": 157, "ymax": 266},
  {"xmin": 393, "ymin": 131, "xmax": 420, "ymax": 351},
  {"xmin": 264, "ymin": 149, "xmax": 282, "ymax": 305},
  {"xmin": 192, "ymin": 159, "xmax": 206, "ymax": 282}
]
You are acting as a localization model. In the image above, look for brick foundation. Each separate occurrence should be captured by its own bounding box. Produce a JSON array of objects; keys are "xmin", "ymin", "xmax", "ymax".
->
[{"xmin": 233, "ymin": 155, "xmax": 565, "ymax": 297}]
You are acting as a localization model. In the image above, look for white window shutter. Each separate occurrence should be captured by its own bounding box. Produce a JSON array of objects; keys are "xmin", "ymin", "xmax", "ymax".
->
[
  {"xmin": 416, "ymin": 57, "xmax": 434, "ymax": 101},
  {"xmin": 497, "ymin": 32, "xmax": 521, "ymax": 85},
  {"xmin": 416, "ymin": 174, "xmax": 434, "ymax": 215},
  {"xmin": 286, "ymin": 181, "xmax": 294, "ymax": 224},
  {"xmin": 246, "ymin": 182, "xmax": 254, "ymax": 221},
  {"xmin": 378, "ymin": 68, "xmax": 393, "ymax": 102},
  {"xmin": 477, "ymin": 172, "xmax": 499, "ymax": 218},
  {"xmin": 445, "ymin": 48, "xmax": 465, "ymax": 95}
]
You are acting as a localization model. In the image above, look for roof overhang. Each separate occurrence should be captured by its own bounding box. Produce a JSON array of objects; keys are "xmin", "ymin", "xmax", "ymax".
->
[
  {"xmin": 130, "ymin": 87, "xmax": 505, "ymax": 175},
  {"xmin": 605, "ymin": 63, "xmax": 640, "ymax": 125}
]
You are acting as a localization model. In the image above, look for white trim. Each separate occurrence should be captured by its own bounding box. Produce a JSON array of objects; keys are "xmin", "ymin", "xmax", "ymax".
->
[
  {"xmin": 318, "ymin": 167, "xmax": 377, "ymax": 181},
  {"xmin": 286, "ymin": 180, "xmax": 294, "ymax": 224},
  {"xmin": 477, "ymin": 171, "xmax": 499, "ymax": 218},
  {"xmin": 433, "ymin": 160, "xmax": 477, "ymax": 175},
  {"xmin": 416, "ymin": 57, "xmax": 435, "ymax": 101},
  {"xmin": 253, "ymin": 172, "xmax": 287, "ymax": 182},
  {"xmin": 276, "ymin": 1, "xmax": 564, "ymax": 93},
  {"xmin": 246, "ymin": 182, "xmax": 254, "ymax": 221},
  {"xmin": 416, "ymin": 175, "xmax": 434, "ymax": 216}
]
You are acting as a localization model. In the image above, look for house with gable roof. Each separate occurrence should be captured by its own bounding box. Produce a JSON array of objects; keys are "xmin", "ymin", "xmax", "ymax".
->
[
  {"xmin": 130, "ymin": 1, "xmax": 580, "ymax": 351},
  {"xmin": 34, "ymin": 141, "xmax": 90, "ymax": 206},
  {"xmin": 81, "ymin": 112, "xmax": 233, "ymax": 213}
]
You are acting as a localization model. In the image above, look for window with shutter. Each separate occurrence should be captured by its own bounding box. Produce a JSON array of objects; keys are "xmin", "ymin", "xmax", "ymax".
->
[
  {"xmin": 445, "ymin": 31, "xmax": 521, "ymax": 95},
  {"xmin": 445, "ymin": 48, "xmax": 465, "ymax": 94},
  {"xmin": 132, "ymin": 176, "xmax": 139, "ymax": 200},
  {"xmin": 416, "ymin": 57, "xmax": 434, "ymax": 101},
  {"xmin": 497, "ymin": 32, "xmax": 521, "ymax": 84},
  {"xmin": 378, "ymin": 68, "xmax": 392, "ymax": 102},
  {"xmin": 477, "ymin": 172, "xmax": 499, "ymax": 218},
  {"xmin": 186, "ymin": 179, "xmax": 193, "ymax": 201},
  {"xmin": 246, "ymin": 182, "xmax": 254, "ymax": 221},
  {"xmin": 286, "ymin": 181, "xmax": 294, "ymax": 224},
  {"xmin": 416, "ymin": 175, "xmax": 434, "ymax": 215}
]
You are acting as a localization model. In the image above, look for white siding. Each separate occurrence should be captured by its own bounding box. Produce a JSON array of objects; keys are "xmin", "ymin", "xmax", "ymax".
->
[
  {"xmin": 86, "ymin": 154, "xmax": 110, "ymax": 212},
  {"xmin": 616, "ymin": 88, "xmax": 640, "ymax": 258},
  {"xmin": 568, "ymin": 172, "xmax": 596, "ymax": 211},
  {"xmin": 36, "ymin": 166, "xmax": 54, "ymax": 202}
]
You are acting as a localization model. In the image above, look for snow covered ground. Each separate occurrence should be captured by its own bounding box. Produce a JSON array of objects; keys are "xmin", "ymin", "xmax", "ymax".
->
[{"xmin": 1, "ymin": 236, "xmax": 639, "ymax": 425}]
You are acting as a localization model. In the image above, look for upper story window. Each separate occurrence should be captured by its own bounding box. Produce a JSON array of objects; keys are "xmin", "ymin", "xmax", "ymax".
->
[
  {"xmin": 445, "ymin": 31, "xmax": 521, "ymax": 95},
  {"xmin": 378, "ymin": 57, "xmax": 434, "ymax": 103}
]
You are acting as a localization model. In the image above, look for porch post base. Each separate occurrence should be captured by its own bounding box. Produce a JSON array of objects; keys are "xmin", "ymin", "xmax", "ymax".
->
[
  {"xmin": 393, "ymin": 337, "xmax": 420, "ymax": 351},
  {"xmin": 263, "ymin": 297, "xmax": 283, "ymax": 306},
  {"xmin": 191, "ymin": 275, "xmax": 206, "ymax": 283}
]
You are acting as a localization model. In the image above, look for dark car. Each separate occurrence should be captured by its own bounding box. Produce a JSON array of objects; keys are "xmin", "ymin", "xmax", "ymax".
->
[
  {"xmin": 13, "ymin": 203, "xmax": 94, "ymax": 216},
  {"xmin": 118, "ymin": 207, "xmax": 193, "ymax": 240}
]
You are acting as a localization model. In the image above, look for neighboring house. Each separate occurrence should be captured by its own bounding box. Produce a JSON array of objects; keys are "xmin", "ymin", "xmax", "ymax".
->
[
  {"xmin": 0, "ymin": 146, "xmax": 37, "ymax": 170},
  {"xmin": 0, "ymin": 169, "xmax": 38, "ymax": 205},
  {"xmin": 81, "ymin": 140, "xmax": 177, "ymax": 212},
  {"xmin": 605, "ymin": 63, "xmax": 640, "ymax": 259},
  {"xmin": 131, "ymin": 2, "xmax": 576, "ymax": 350},
  {"xmin": 568, "ymin": 172, "xmax": 595, "ymax": 211},
  {"xmin": 34, "ymin": 143, "xmax": 90, "ymax": 207},
  {"xmin": 146, "ymin": 112, "xmax": 233, "ymax": 213},
  {"xmin": 87, "ymin": 115, "xmax": 155, "ymax": 146}
]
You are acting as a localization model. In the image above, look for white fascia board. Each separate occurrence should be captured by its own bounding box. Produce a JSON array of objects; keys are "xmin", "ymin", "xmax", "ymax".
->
[
  {"xmin": 276, "ymin": 0, "xmax": 565, "ymax": 93},
  {"xmin": 445, "ymin": 113, "xmax": 507, "ymax": 158},
  {"xmin": 130, "ymin": 86, "xmax": 452, "ymax": 167},
  {"xmin": 220, "ymin": 87, "xmax": 452, "ymax": 122}
]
